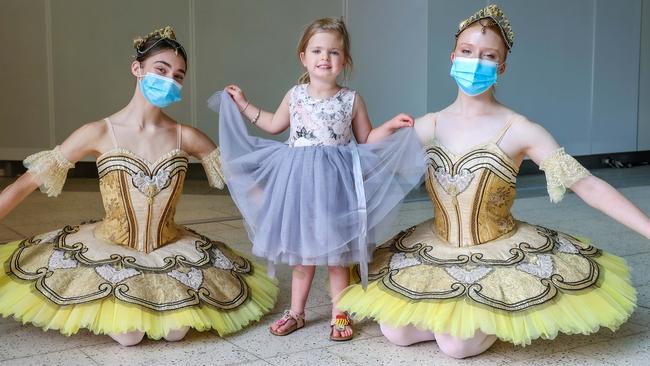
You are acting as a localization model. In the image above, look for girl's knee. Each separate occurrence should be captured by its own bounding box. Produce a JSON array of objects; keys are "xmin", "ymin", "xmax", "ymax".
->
[
  {"xmin": 327, "ymin": 265, "xmax": 347, "ymax": 274},
  {"xmin": 292, "ymin": 265, "xmax": 315, "ymax": 279}
]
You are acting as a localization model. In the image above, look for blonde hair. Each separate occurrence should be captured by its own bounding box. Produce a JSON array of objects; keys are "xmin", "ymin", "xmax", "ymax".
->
[{"xmin": 297, "ymin": 17, "xmax": 353, "ymax": 84}]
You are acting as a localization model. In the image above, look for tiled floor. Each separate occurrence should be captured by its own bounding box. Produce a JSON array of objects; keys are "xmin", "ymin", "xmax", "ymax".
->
[{"xmin": 0, "ymin": 166, "xmax": 649, "ymax": 365}]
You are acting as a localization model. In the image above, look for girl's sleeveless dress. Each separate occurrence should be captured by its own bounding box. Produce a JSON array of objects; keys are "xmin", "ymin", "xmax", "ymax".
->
[{"xmin": 210, "ymin": 85, "xmax": 426, "ymax": 284}]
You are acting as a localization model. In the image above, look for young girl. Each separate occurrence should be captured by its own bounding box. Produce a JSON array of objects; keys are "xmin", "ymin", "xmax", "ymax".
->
[
  {"xmin": 0, "ymin": 26, "xmax": 277, "ymax": 346},
  {"xmin": 337, "ymin": 4, "xmax": 649, "ymax": 358},
  {"xmin": 210, "ymin": 18, "xmax": 425, "ymax": 340}
]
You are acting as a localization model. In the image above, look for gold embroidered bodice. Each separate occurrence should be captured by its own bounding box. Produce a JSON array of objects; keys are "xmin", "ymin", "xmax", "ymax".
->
[
  {"xmin": 425, "ymin": 122, "xmax": 518, "ymax": 247},
  {"xmin": 94, "ymin": 148, "xmax": 188, "ymax": 253},
  {"xmin": 353, "ymin": 118, "xmax": 601, "ymax": 315}
]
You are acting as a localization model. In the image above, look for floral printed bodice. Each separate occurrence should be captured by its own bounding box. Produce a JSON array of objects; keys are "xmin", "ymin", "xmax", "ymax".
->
[{"xmin": 286, "ymin": 84, "xmax": 356, "ymax": 147}]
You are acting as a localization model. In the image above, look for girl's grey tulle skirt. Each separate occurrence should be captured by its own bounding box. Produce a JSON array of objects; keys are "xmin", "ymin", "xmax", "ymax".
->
[{"xmin": 209, "ymin": 91, "xmax": 425, "ymax": 283}]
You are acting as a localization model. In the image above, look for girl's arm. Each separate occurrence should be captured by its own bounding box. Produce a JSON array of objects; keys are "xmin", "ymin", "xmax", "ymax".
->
[
  {"xmin": 0, "ymin": 122, "xmax": 101, "ymax": 221},
  {"xmin": 522, "ymin": 120, "xmax": 650, "ymax": 240},
  {"xmin": 351, "ymin": 94, "xmax": 414, "ymax": 144},
  {"xmin": 224, "ymin": 85, "xmax": 290, "ymax": 135}
]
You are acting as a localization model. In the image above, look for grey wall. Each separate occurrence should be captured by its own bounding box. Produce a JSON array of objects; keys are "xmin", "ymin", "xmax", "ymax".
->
[
  {"xmin": 640, "ymin": 0, "xmax": 650, "ymax": 150},
  {"xmin": 347, "ymin": 0, "xmax": 429, "ymax": 123},
  {"xmin": 0, "ymin": 0, "xmax": 648, "ymax": 160}
]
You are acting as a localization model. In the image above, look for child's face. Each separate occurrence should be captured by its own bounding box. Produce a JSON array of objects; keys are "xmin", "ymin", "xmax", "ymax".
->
[{"xmin": 300, "ymin": 31, "xmax": 345, "ymax": 83}]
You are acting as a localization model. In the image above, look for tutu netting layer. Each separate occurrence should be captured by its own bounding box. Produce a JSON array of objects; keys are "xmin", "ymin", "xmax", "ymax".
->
[
  {"xmin": 339, "ymin": 228, "xmax": 635, "ymax": 345},
  {"xmin": 0, "ymin": 230, "xmax": 278, "ymax": 339},
  {"xmin": 210, "ymin": 90, "xmax": 426, "ymax": 277}
]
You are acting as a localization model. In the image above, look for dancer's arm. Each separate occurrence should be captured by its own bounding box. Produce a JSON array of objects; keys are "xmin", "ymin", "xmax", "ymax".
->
[
  {"xmin": 182, "ymin": 125, "xmax": 225, "ymax": 190},
  {"xmin": 522, "ymin": 120, "xmax": 650, "ymax": 240},
  {"xmin": 0, "ymin": 122, "xmax": 101, "ymax": 221},
  {"xmin": 224, "ymin": 85, "xmax": 290, "ymax": 135}
]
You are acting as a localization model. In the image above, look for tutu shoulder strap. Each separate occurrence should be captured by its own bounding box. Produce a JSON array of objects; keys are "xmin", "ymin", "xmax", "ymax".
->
[
  {"xmin": 539, "ymin": 147, "xmax": 591, "ymax": 203},
  {"xmin": 23, "ymin": 146, "xmax": 74, "ymax": 197}
]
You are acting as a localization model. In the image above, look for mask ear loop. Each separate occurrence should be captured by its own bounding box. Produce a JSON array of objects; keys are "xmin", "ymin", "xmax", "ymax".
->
[{"xmin": 135, "ymin": 63, "xmax": 145, "ymax": 81}]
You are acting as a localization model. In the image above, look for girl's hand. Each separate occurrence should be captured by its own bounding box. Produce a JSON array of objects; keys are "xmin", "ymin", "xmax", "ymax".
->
[
  {"xmin": 384, "ymin": 113, "xmax": 415, "ymax": 131},
  {"xmin": 224, "ymin": 85, "xmax": 250, "ymax": 112}
]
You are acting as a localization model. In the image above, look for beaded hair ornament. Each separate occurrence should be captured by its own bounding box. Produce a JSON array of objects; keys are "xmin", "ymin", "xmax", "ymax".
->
[
  {"xmin": 456, "ymin": 4, "xmax": 515, "ymax": 51},
  {"xmin": 133, "ymin": 26, "xmax": 185, "ymax": 56}
]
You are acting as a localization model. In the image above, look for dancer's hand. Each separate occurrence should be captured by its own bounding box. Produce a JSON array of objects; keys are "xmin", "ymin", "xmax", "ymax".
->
[
  {"xmin": 384, "ymin": 113, "xmax": 414, "ymax": 131},
  {"xmin": 224, "ymin": 85, "xmax": 250, "ymax": 112}
]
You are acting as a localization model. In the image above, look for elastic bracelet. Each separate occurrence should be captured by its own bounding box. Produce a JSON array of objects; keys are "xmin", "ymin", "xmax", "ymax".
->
[
  {"xmin": 241, "ymin": 101, "xmax": 250, "ymax": 113},
  {"xmin": 251, "ymin": 108, "xmax": 261, "ymax": 125}
]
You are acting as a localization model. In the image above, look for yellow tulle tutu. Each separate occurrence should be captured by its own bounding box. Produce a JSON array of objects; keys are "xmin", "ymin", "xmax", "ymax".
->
[
  {"xmin": 339, "ymin": 252, "xmax": 635, "ymax": 346},
  {"xmin": 0, "ymin": 241, "xmax": 278, "ymax": 339}
]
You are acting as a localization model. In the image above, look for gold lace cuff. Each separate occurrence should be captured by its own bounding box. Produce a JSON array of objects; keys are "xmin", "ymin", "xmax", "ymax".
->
[
  {"xmin": 539, "ymin": 148, "xmax": 591, "ymax": 203},
  {"xmin": 23, "ymin": 146, "xmax": 74, "ymax": 197},
  {"xmin": 201, "ymin": 147, "xmax": 225, "ymax": 189}
]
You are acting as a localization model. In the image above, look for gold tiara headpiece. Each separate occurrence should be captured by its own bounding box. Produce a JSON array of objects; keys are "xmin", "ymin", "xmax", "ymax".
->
[
  {"xmin": 133, "ymin": 26, "xmax": 179, "ymax": 54},
  {"xmin": 456, "ymin": 4, "xmax": 514, "ymax": 50}
]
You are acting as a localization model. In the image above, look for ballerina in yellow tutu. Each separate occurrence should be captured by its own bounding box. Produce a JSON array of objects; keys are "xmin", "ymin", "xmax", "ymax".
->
[
  {"xmin": 337, "ymin": 4, "xmax": 650, "ymax": 358},
  {"xmin": 0, "ymin": 26, "xmax": 277, "ymax": 346}
]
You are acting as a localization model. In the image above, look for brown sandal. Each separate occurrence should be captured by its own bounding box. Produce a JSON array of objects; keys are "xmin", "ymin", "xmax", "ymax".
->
[
  {"xmin": 329, "ymin": 314, "xmax": 353, "ymax": 341},
  {"xmin": 270, "ymin": 309, "xmax": 305, "ymax": 336}
]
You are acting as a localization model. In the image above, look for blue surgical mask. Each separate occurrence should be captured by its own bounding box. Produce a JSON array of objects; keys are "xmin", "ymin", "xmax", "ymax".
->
[
  {"xmin": 139, "ymin": 72, "xmax": 182, "ymax": 108},
  {"xmin": 450, "ymin": 57, "xmax": 498, "ymax": 96}
]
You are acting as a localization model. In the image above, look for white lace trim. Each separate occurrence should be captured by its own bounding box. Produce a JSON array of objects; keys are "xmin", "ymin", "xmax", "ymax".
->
[
  {"xmin": 23, "ymin": 146, "xmax": 74, "ymax": 197},
  {"xmin": 434, "ymin": 168, "xmax": 475, "ymax": 196},
  {"xmin": 212, "ymin": 248, "xmax": 234, "ymax": 270},
  {"xmin": 555, "ymin": 237, "xmax": 579, "ymax": 254},
  {"xmin": 516, "ymin": 254, "xmax": 554, "ymax": 279},
  {"xmin": 132, "ymin": 169, "xmax": 170, "ymax": 201},
  {"xmin": 95, "ymin": 264, "xmax": 141, "ymax": 284},
  {"xmin": 389, "ymin": 253, "xmax": 422, "ymax": 270},
  {"xmin": 167, "ymin": 267, "xmax": 204, "ymax": 290},
  {"xmin": 539, "ymin": 148, "xmax": 591, "ymax": 203},
  {"xmin": 445, "ymin": 265, "xmax": 492, "ymax": 284},
  {"xmin": 48, "ymin": 250, "xmax": 78, "ymax": 270}
]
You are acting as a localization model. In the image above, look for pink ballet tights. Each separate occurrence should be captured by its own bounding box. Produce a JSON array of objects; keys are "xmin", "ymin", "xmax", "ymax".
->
[
  {"xmin": 109, "ymin": 326, "xmax": 190, "ymax": 346},
  {"xmin": 380, "ymin": 323, "xmax": 497, "ymax": 359}
]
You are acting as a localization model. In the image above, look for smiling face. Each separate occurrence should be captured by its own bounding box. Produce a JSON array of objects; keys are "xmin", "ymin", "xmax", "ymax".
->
[
  {"xmin": 452, "ymin": 21, "xmax": 508, "ymax": 75},
  {"xmin": 299, "ymin": 31, "xmax": 346, "ymax": 83},
  {"xmin": 132, "ymin": 49, "xmax": 187, "ymax": 85}
]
